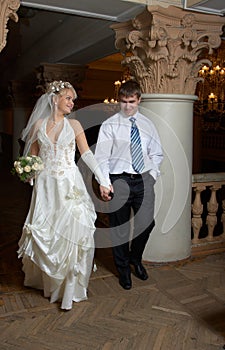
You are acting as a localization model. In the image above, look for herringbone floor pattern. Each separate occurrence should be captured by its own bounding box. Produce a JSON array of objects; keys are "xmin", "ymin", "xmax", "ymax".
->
[{"xmin": 0, "ymin": 168, "xmax": 225, "ymax": 350}]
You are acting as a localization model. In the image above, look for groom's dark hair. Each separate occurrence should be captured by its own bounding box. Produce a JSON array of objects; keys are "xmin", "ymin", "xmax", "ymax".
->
[{"xmin": 118, "ymin": 80, "xmax": 141, "ymax": 99}]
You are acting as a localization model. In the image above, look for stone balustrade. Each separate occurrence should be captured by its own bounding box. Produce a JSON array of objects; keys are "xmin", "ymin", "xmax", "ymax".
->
[{"xmin": 192, "ymin": 173, "xmax": 225, "ymax": 255}]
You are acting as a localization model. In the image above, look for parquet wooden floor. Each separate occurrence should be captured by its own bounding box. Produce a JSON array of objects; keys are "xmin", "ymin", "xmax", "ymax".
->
[{"xmin": 1, "ymin": 167, "xmax": 225, "ymax": 350}]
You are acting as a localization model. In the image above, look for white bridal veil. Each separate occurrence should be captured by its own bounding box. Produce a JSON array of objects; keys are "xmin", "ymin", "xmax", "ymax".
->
[{"xmin": 21, "ymin": 81, "xmax": 77, "ymax": 156}]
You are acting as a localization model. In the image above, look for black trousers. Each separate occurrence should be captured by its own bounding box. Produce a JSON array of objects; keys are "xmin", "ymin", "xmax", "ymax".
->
[{"xmin": 109, "ymin": 172, "xmax": 155, "ymax": 271}]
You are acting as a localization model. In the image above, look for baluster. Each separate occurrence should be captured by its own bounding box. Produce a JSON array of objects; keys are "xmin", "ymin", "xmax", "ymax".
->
[
  {"xmin": 206, "ymin": 185, "xmax": 221, "ymax": 241},
  {"xmin": 192, "ymin": 185, "xmax": 205, "ymax": 243},
  {"xmin": 221, "ymin": 199, "xmax": 225, "ymax": 238}
]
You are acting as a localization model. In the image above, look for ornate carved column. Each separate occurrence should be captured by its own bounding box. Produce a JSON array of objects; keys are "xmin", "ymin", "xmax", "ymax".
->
[
  {"xmin": 35, "ymin": 63, "xmax": 86, "ymax": 95},
  {"xmin": 111, "ymin": 5, "xmax": 225, "ymax": 95},
  {"xmin": 0, "ymin": 0, "xmax": 20, "ymax": 52},
  {"xmin": 111, "ymin": 6, "xmax": 225, "ymax": 262}
]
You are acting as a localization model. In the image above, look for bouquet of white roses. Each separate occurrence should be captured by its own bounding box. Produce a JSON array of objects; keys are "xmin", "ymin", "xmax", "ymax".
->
[{"xmin": 12, "ymin": 155, "xmax": 44, "ymax": 184}]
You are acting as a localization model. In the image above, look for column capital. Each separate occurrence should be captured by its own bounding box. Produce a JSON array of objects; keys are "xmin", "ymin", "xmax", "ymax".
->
[
  {"xmin": 111, "ymin": 5, "xmax": 225, "ymax": 94},
  {"xmin": 37, "ymin": 63, "xmax": 86, "ymax": 83},
  {"xmin": 35, "ymin": 63, "xmax": 86, "ymax": 97},
  {"xmin": 0, "ymin": 0, "xmax": 20, "ymax": 52}
]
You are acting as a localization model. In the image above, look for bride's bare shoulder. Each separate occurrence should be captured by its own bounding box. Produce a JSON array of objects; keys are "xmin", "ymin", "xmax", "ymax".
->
[
  {"xmin": 68, "ymin": 119, "xmax": 84, "ymax": 135},
  {"xmin": 34, "ymin": 119, "xmax": 44, "ymax": 128}
]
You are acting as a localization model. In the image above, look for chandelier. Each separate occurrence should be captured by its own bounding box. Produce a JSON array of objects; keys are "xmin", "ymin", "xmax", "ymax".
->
[
  {"xmin": 198, "ymin": 63, "xmax": 225, "ymax": 106},
  {"xmin": 197, "ymin": 40, "xmax": 225, "ymax": 104},
  {"xmin": 195, "ymin": 41, "xmax": 225, "ymax": 131},
  {"xmin": 103, "ymin": 68, "xmax": 131, "ymax": 104},
  {"xmin": 103, "ymin": 80, "xmax": 125, "ymax": 104}
]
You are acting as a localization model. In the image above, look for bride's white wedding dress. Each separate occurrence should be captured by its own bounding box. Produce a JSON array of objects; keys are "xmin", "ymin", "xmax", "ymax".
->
[{"xmin": 18, "ymin": 118, "xmax": 96, "ymax": 310}]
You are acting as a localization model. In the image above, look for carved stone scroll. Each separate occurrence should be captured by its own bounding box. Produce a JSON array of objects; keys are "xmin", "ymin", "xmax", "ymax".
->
[
  {"xmin": 111, "ymin": 5, "xmax": 225, "ymax": 94},
  {"xmin": 0, "ymin": 0, "xmax": 20, "ymax": 52}
]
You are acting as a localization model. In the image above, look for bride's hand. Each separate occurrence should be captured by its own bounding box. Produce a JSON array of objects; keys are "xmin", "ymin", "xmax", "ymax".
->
[{"xmin": 99, "ymin": 185, "xmax": 113, "ymax": 201}]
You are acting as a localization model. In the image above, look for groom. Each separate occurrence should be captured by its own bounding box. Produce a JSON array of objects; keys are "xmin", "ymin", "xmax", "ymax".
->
[{"xmin": 95, "ymin": 80, "xmax": 163, "ymax": 289}]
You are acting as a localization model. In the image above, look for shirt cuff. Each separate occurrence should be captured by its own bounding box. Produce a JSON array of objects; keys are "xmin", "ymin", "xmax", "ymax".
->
[{"xmin": 149, "ymin": 170, "xmax": 157, "ymax": 180}]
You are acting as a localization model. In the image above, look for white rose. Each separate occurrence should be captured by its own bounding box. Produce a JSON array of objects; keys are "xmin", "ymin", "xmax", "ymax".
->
[
  {"xmin": 26, "ymin": 156, "xmax": 32, "ymax": 161},
  {"xmin": 24, "ymin": 165, "xmax": 31, "ymax": 173},
  {"xmin": 32, "ymin": 163, "xmax": 39, "ymax": 171},
  {"xmin": 16, "ymin": 166, "xmax": 23, "ymax": 174}
]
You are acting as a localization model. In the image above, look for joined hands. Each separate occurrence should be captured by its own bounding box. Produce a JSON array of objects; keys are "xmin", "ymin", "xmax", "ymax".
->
[{"xmin": 99, "ymin": 185, "xmax": 114, "ymax": 201}]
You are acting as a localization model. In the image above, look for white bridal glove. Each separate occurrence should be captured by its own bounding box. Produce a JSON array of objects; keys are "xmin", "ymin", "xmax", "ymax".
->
[{"xmin": 81, "ymin": 150, "xmax": 110, "ymax": 189}]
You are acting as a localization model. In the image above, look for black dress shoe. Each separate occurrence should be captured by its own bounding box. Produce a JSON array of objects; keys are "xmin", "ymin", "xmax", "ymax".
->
[
  {"xmin": 118, "ymin": 269, "xmax": 132, "ymax": 290},
  {"xmin": 132, "ymin": 263, "xmax": 148, "ymax": 280}
]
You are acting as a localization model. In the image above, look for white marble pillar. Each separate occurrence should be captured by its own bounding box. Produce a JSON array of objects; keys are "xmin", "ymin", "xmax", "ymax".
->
[
  {"xmin": 140, "ymin": 94, "xmax": 197, "ymax": 262},
  {"xmin": 111, "ymin": 5, "xmax": 224, "ymax": 262}
]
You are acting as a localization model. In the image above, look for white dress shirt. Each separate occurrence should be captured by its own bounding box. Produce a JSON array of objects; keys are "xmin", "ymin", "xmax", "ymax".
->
[{"xmin": 95, "ymin": 110, "xmax": 163, "ymax": 184}]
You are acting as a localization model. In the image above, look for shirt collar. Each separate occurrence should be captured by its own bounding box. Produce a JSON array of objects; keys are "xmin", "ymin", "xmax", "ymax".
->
[{"xmin": 119, "ymin": 110, "xmax": 139, "ymax": 121}]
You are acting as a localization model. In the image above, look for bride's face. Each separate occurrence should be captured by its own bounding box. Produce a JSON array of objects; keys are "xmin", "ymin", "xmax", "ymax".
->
[{"xmin": 57, "ymin": 89, "xmax": 75, "ymax": 115}]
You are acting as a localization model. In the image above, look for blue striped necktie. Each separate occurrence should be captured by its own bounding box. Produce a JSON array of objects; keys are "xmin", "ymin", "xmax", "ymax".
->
[{"xmin": 129, "ymin": 117, "xmax": 144, "ymax": 173}]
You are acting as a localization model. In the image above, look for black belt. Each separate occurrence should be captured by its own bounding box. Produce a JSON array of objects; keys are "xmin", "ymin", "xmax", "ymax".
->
[{"xmin": 110, "ymin": 172, "xmax": 145, "ymax": 179}]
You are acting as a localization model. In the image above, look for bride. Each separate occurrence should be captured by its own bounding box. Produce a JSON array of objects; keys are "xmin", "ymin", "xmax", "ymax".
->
[{"xmin": 17, "ymin": 80, "xmax": 111, "ymax": 310}]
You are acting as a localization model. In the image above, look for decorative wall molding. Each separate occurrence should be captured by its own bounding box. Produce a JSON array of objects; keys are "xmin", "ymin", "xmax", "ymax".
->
[
  {"xmin": 0, "ymin": 0, "xmax": 20, "ymax": 52},
  {"xmin": 35, "ymin": 63, "xmax": 86, "ymax": 97},
  {"xmin": 111, "ymin": 5, "xmax": 225, "ymax": 94}
]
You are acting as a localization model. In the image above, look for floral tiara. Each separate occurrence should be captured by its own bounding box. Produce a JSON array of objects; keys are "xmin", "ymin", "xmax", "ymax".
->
[{"xmin": 46, "ymin": 80, "xmax": 74, "ymax": 94}]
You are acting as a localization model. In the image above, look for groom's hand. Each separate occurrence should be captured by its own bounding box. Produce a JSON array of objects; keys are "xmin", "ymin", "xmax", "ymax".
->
[{"xmin": 99, "ymin": 185, "xmax": 113, "ymax": 201}]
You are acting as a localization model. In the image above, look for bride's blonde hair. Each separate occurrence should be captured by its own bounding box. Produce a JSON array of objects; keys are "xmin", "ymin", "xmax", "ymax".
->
[{"xmin": 46, "ymin": 80, "xmax": 77, "ymax": 99}]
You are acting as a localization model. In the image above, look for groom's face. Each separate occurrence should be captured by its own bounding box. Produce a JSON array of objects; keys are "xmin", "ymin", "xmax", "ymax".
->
[{"xmin": 119, "ymin": 94, "xmax": 141, "ymax": 117}]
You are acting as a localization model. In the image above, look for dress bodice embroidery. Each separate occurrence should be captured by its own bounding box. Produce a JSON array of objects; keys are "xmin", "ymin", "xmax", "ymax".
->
[{"xmin": 37, "ymin": 118, "xmax": 76, "ymax": 177}]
